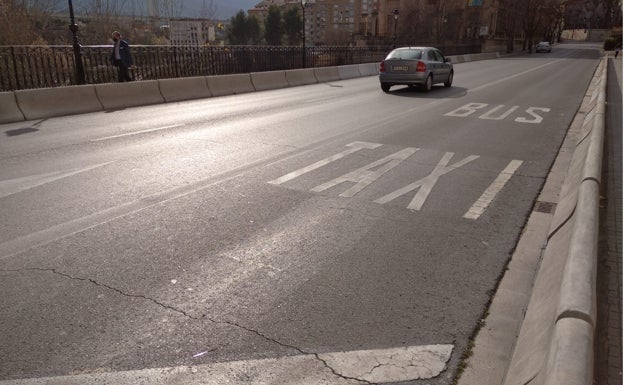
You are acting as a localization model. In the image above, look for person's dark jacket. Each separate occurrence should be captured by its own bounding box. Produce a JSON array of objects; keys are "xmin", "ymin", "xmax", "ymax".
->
[{"xmin": 111, "ymin": 40, "xmax": 133, "ymax": 68}]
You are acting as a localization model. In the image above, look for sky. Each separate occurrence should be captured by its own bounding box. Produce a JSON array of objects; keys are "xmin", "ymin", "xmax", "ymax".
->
[{"xmin": 70, "ymin": 0, "xmax": 260, "ymax": 20}]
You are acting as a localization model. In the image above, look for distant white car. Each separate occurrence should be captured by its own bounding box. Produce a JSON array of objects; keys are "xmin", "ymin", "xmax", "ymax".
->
[{"xmin": 536, "ymin": 42, "xmax": 552, "ymax": 53}]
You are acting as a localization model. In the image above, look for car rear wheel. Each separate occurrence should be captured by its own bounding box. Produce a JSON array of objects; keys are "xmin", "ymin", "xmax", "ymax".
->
[
  {"xmin": 422, "ymin": 74, "xmax": 433, "ymax": 92},
  {"xmin": 444, "ymin": 71, "xmax": 453, "ymax": 87},
  {"xmin": 381, "ymin": 83, "xmax": 391, "ymax": 93}
]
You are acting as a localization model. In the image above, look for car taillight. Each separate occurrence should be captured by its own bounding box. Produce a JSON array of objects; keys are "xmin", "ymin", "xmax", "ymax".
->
[
  {"xmin": 416, "ymin": 61, "xmax": 426, "ymax": 72},
  {"xmin": 379, "ymin": 61, "xmax": 385, "ymax": 73}
]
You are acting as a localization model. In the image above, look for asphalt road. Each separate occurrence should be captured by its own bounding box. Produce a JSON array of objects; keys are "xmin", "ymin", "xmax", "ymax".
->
[{"xmin": 0, "ymin": 43, "xmax": 602, "ymax": 384}]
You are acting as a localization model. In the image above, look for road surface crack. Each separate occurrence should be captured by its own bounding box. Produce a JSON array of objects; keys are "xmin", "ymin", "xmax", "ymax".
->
[
  {"xmin": 2, "ymin": 267, "xmax": 203, "ymax": 319},
  {"xmin": 2, "ymin": 267, "xmax": 374, "ymax": 384},
  {"xmin": 217, "ymin": 319, "xmax": 374, "ymax": 384}
]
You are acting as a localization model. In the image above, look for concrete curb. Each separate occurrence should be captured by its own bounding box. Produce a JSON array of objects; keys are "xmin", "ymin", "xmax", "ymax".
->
[
  {"xmin": 285, "ymin": 68, "xmax": 318, "ymax": 87},
  {"xmin": 501, "ymin": 56, "xmax": 607, "ymax": 385},
  {"xmin": 0, "ymin": 51, "xmax": 506, "ymax": 123},
  {"xmin": 15, "ymin": 85, "xmax": 103, "ymax": 120},
  {"xmin": 251, "ymin": 70, "xmax": 289, "ymax": 92},
  {"xmin": 358, "ymin": 63, "xmax": 379, "ymax": 76},
  {"xmin": 206, "ymin": 73, "xmax": 254, "ymax": 97},
  {"xmin": 0, "ymin": 91, "xmax": 25, "ymax": 123},
  {"xmin": 95, "ymin": 80, "xmax": 164, "ymax": 110},
  {"xmin": 313, "ymin": 66, "xmax": 341, "ymax": 83},
  {"xmin": 337, "ymin": 64, "xmax": 362, "ymax": 80},
  {"xmin": 159, "ymin": 76, "xmax": 212, "ymax": 102}
]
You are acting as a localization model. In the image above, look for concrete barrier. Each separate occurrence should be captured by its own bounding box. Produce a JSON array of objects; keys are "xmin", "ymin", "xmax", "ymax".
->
[
  {"xmin": 206, "ymin": 73, "xmax": 254, "ymax": 97},
  {"xmin": 251, "ymin": 70, "xmax": 289, "ymax": 91},
  {"xmin": 313, "ymin": 66, "xmax": 340, "ymax": 83},
  {"xmin": 159, "ymin": 76, "xmax": 212, "ymax": 102},
  {"xmin": 449, "ymin": 55, "xmax": 464, "ymax": 64},
  {"xmin": 502, "ymin": 57, "xmax": 606, "ymax": 385},
  {"xmin": 95, "ymin": 80, "xmax": 164, "ymax": 110},
  {"xmin": 15, "ymin": 85, "xmax": 103, "ymax": 121},
  {"xmin": 0, "ymin": 92, "xmax": 25, "ymax": 123},
  {"xmin": 1, "ymin": 50, "xmax": 513, "ymax": 123},
  {"xmin": 358, "ymin": 63, "xmax": 379, "ymax": 76},
  {"xmin": 337, "ymin": 64, "xmax": 362, "ymax": 80},
  {"xmin": 285, "ymin": 68, "xmax": 318, "ymax": 87}
]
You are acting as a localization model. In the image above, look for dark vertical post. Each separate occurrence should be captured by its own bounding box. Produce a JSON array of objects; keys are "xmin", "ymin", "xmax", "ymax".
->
[
  {"xmin": 442, "ymin": 15, "xmax": 448, "ymax": 52},
  {"xmin": 392, "ymin": 9, "xmax": 399, "ymax": 48},
  {"xmin": 68, "ymin": 0, "xmax": 86, "ymax": 85},
  {"xmin": 301, "ymin": 0, "xmax": 307, "ymax": 68}
]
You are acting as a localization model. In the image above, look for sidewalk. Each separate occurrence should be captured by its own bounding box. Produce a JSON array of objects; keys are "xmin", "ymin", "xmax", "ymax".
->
[
  {"xmin": 595, "ymin": 56, "xmax": 622, "ymax": 385},
  {"xmin": 458, "ymin": 53, "xmax": 620, "ymax": 385}
]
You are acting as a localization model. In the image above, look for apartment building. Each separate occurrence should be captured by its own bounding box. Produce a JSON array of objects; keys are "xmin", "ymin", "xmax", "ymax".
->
[
  {"xmin": 247, "ymin": 0, "xmax": 538, "ymax": 52},
  {"xmin": 166, "ymin": 19, "xmax": 216, "ymax": 46},
  {"xmin": 250, "ymin": 0, "xmax": 380, "ymax": 45}
]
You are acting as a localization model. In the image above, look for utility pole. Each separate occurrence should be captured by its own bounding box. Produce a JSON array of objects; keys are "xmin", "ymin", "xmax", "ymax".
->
[{"xmin": 68, "ymin": 0, "xmax": 86, "ymax": 85}]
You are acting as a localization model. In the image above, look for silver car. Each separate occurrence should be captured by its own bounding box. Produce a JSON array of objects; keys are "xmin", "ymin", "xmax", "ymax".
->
[
  {"xmin": 535, "ymin": 41, "xmax": 551, "ymax": 53},
  {"xmin": 379, "ymin": 47, "xmax": 453, "ymax": 93}
]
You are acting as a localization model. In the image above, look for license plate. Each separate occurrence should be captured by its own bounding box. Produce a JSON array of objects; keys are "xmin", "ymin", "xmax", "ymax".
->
[{"xmin": 392, "ymin": 65, "xmax": 409, "ymax": 71}]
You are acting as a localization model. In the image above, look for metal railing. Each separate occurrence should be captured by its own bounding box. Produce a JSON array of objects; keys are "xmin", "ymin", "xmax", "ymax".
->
[{"xmin": 0, "ymin": 44, "xmax": 481, "ymax": 92}]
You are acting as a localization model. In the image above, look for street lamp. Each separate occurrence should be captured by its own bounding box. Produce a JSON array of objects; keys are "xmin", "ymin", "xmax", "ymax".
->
[
  {"xmin": 68, "ymin": 0, "xmax": 86, "ymax": 85},
  {"xmin": 301, "ymin": 0, "xmax": 307, "ymax": 68},
  {"xmin": 392, "ymin": 8, "xmax": 399, "ymax": 48}
]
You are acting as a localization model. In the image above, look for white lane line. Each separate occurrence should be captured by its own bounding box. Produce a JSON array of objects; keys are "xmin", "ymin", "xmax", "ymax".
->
[
  {"xmin": 268, "ymin": 141, "xmax": 382, "ymax": 185},
  {"xmin": 91, "ymin": 124, "xmax": 184, "ymax": 141},
  {"xmin": 0, "ymin": 162, "xmax": 115, "ymax": 199},
  {"xmin": 469, "ymin": 59, "xmax": 564, "ymax": 93},
  {"xmin": 0, "ymin": 345, "xmax": 453, "ymax": 385},
  {"xmin": 463, "ymin": 160, "xmax": 523, "ymax": 220}
]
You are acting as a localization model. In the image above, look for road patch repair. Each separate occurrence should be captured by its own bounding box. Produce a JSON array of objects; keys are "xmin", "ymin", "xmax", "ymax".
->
[{"xmin": 0, "ymin": 345, "xmax": 453, "ymax": 384}]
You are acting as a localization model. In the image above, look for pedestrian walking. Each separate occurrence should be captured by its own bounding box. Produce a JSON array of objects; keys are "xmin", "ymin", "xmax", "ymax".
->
[
  {"xmin": 111, "ymin": 31, "xmax": 133, "ymax": 82},
  {"xmin": 615, "ymin": 47, "xmax": 620, "ymax": 59}
]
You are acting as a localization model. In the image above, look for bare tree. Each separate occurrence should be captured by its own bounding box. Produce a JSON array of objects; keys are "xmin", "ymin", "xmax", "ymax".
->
[
  {"xmin": 77, "ymin": 0, "xmax": 128, "ymax": 44},
  {"xmin": 0, "ymin": 0, "xmax": 65, "ymax": 44},
  {"xmin": 199, "ymin": 0, "xmax": 216, "ymax": 20}
]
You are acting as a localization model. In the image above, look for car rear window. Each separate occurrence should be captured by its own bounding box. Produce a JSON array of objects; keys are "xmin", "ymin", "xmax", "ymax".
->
[{"xmin": 386, "ymin": 50, "xmax": 423, "ymax": 60}]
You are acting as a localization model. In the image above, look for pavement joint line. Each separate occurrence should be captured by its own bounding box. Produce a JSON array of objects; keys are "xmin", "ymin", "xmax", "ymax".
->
[{"xmin": 0, "ymin": 267, "xmax": 375, "ymax": 384}]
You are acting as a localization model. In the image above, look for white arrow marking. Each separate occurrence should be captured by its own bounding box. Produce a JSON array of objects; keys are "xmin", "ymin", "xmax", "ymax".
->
[
  {"xmin": 0, "ymin": 344, "xmax": 453, "ymax": 385},
  {"xmin": 0, "ymin": 162, "xmax": 114, "ymax": 199}
]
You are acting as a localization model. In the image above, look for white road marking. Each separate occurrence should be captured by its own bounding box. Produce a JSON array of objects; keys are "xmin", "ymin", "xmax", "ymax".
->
[
  {"xmin": 479, "ymin": 105, "xmax": 519, "ymax": 120},
  {"xmin": 514, "ymin": 107, "xmax": 551, "ymax": 124},
  {"xmin": 445, "ymin": 103, "xmax": 551, "ymax": 124},
  {"xmin": 469, "ymin": 59, "xmax": 564, "ymax": 93},
  {"xmin": 268, "ymin": 141, "xmax": 382, "ymax": 185},
  {"xmin": 0, "ymin": 162, "xmax": 114, "ymax": 199},
  {"xmin": 444, "ymin": 102, "xmax": 489, "ymax": 117},
  {"xmin": 375, "ymin": 152, "xmax": 480, "ymax": 210},
  {"xmin": 311, "ymin": 147, "xmax": 419, "ymax": 197},
  {"xmin": 91, "ymin": 124, "xmax": 184, "ymax": 141},
  {"xmin": 0, "ymin": 345, "xmax": 454, "ymax": 385},
  {"xmin": 463, "ymin": 160, "xmax": 523, "ymax": 220}
]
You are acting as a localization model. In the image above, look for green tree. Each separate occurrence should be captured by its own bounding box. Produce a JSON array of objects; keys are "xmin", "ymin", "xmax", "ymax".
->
[
  {"xmin": 227, "ymin": 9, "xmax": 250, "ymax": 44},
  {"xmin": 227, "ymin": 9, "xmax": 261, "ymax": 45},
  {"xmin": 283, "ymin": 6, "xmax": 302, "ymax": 45},
  {"xmin": 247, "ymin": 15, "xmax": 261, "ymax": 45},
  {"xmin": 264, "ymin": 5, "xmax": 283, "ymax": 45}
]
